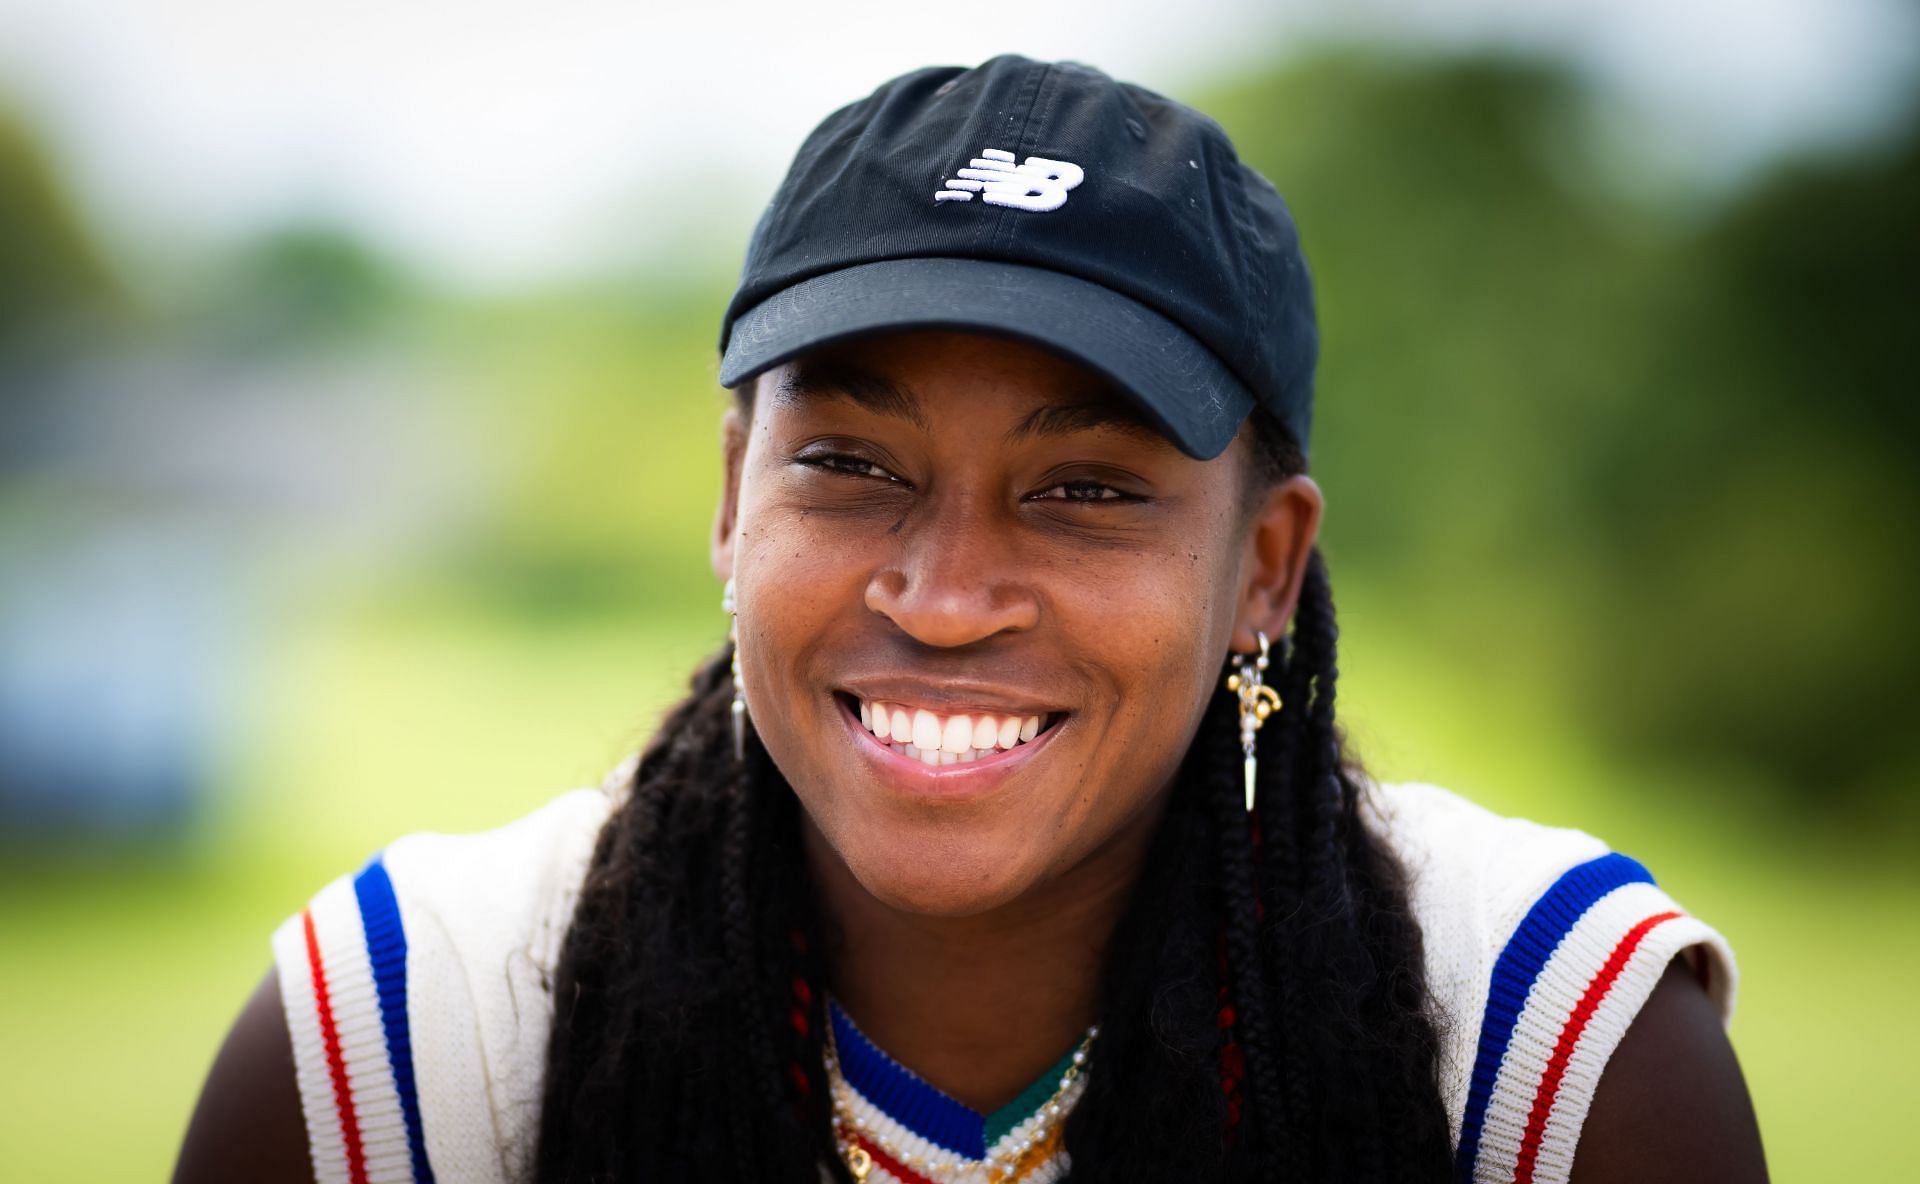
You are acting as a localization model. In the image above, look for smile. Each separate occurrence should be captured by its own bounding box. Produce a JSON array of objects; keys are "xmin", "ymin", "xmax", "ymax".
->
[{"xmin": 836, "ymin": 694, "xmax": 1060, "ymax": 767}]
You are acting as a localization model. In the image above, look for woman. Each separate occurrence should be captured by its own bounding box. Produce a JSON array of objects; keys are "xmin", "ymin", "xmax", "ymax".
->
[{"xmin": 176, "ymin": 56, "xmax": 1766, "ymax": 1183}]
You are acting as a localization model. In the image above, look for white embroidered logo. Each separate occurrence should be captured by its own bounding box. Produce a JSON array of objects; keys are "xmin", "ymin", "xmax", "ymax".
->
[{"xmin": 935, "ymin": 147, "xmax": 1085, "ymax": 212}]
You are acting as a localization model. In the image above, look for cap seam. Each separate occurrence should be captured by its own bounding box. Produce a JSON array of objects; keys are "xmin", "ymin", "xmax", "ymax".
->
[
  {"xmin": 1220, "ymin": 152, "xmax": 1270, "ymax": 376},
  {"xmin": 993, "ymin": 61, "xmax": 1055, "ymax": 258}
]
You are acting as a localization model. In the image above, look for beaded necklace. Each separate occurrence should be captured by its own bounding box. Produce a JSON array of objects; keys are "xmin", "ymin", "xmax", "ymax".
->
[{"xmin": 824, "ymin": 998, "xmax": 1098, "ymax": 1184}]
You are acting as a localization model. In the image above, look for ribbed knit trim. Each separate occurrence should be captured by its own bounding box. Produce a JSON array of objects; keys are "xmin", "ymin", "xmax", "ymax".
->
[
  {"xmin": 276, "ymin": 909, "xmax": 358, "ymax": 1184},
  {"xmin": 831, "ymin": 999, "xmax": 1084, "ymax": 1164},
  {"xmin": 1481, "ymin": 885, "xmax": 1722, "ymax": 1184},
  {"xmin": 1455, "ymin": 855, "xmax": 1728, "ymax": 1184},
  {"xmin": 983, "ymin": 1045, "xmax": 1077, "ymax": 1147},
  {"xmin": 1511, "ymin": 909, "xmax": 1677, "ymax": 1183},
  {"xmin": 275, "ymin": 867, "xmax": 426, "ymax": 1184},
  {"xmin": 354, "ymin": 858, "xmax": 434, "ymax": 1183},
  {"xmin": 847, "ymin": 1131, "xmax": 942, "ymax": 1184},
  {"xmin": 1455, "ymin": 853, "xmax": 1650, "ymax": 1181},
  {"xmin": 832, "ymin": 999, "xmax": 987, "ymax": 1157}
]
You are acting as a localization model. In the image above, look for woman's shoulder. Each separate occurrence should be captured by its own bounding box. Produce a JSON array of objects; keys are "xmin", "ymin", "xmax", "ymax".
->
[
  {"xmin": 270, "ymin": 780, "xmax": 621, "ymax": 1184},
  {"xmin": 1362, "ymin": 780, "xmax": 1740, "ymax": 1183}
]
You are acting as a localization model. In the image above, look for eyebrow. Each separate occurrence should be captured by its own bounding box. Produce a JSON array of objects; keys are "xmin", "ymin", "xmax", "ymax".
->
[
  {"xmin": 777, "ymin": 358, "xmax": 1171, "ymax": 449},
  {"xmin": 777, "ymin": 361, "xmax": 931, "ymax": 431},
  {"xmin": 1002, "ymin": 399, "xmax": 1167, "ymax": 447}
]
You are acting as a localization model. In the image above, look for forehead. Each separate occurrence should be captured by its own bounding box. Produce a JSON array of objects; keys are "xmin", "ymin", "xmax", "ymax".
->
[{"xmin": 758, "ymin": 329, "xmax": 1176, "ymax": 451}]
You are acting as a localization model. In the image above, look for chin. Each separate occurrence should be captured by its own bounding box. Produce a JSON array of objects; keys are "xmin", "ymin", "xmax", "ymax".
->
[{"xmin": 833, "ymin": 821, "xmax": 1041, "ymax": 919}]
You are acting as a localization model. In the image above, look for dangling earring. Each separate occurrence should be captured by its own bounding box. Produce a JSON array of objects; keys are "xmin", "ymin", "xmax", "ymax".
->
[
  {"xmin": 1225, "ymin": 631, "xmax": 1281, "ymax": 812},
  {"xmin": 723, "ymin": 577, "xmax": 746, "ymax": 761}
]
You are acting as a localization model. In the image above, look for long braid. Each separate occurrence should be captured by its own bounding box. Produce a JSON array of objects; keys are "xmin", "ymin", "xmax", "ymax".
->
[
  {"xmin": 753, "ymin": 738, "xmax": 850, "ymax": 1179},
  {"xmin": 718, "ymin": 723, "xmax": 780, "ymax": 1174},
  {"xmin": 1205, "ymin": 693, "xmax": 1293, "ymax": 1173},
  {"xmin": 1244, "ymin": 550, "xmax": 1454, "ymax": 1182},
  {"xmin": 1293, "ymin": 556, "xmax": 1389, "ymax": 1184},
  {"xmin": 1060, "ymin": 716, "xmax": 1226, "ymax": 1182},
  {"xmin": 1257, "ymin": 624, "xmax": 1321, "ymax": 1180},
  {"xmin": 1294, "ymin": 552, "xmax": 1362, "ymax": 1179},
  {"xmin": 784, "ymin": 913, "xmax": 851, "ymax": 1183},
  {"xmin": 536, "ymin": 648, "xmax": 827, "ymax": 1180}
]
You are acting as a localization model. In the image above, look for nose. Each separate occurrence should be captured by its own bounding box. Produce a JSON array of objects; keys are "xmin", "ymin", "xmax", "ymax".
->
[{"xmin": 864, "ymin": 496, "xmax": 1041, "ymax": 648}]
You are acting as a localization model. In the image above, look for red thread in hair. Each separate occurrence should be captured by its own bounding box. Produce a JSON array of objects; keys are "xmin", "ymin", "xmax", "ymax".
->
[
  {"xmin": 1215, "ymin": 931, "xmax": 1247, "ymax": 1134},
  {"xmin": 1220, "ymin": 1040, "xmax": 1246, "ymax": 1082}
]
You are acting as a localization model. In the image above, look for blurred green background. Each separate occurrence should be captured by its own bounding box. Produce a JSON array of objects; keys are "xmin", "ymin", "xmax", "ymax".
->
[{"xmin": 2, "ymin": 9, "xmax": 1916, "ymax": 1180}]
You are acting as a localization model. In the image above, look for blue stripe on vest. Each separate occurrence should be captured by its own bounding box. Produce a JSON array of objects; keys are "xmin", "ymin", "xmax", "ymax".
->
[
  {"xmin": 1452, "ymin": 852, "xmax": 1653, "ymax": 1183},
  {"xmin": 355, "ymin": 855, "xmax": 436, "ymax": 1184},
  {"xmin": 832, "ymin": 999, "xmax": 986, "ymax": 1159}
]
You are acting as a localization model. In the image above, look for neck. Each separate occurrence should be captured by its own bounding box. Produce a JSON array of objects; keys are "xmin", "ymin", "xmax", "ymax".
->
[{"xmin": 804, "ymin": 810, "xmax": 1159, "ymax": 1114}]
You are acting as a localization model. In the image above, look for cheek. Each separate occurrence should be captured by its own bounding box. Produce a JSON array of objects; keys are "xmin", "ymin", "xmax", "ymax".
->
[
  {"xmin": 1051, "ymin": 541, "xmax": 1242, "ymax": 822},
  {"xmin": 729, "ymin": 485, "xmax": 871, "ymax": 656},
  {"xmin": 1061, "ymin": 532, "xmax": 1241, "ymax": 701}
]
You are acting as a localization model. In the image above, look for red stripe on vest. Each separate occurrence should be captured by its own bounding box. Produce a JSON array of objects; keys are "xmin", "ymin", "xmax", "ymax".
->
[
  {"xmin": 847, "ymin": 1130, "xmax": 942, "ymax": 1184},
  {"xmin": 1512, "ymin": 910, "xmax": 1683, "ymax": 1184},
  {"xmin": 303, "ymin": 908, "xmax": 369, "ymax": 1184}
]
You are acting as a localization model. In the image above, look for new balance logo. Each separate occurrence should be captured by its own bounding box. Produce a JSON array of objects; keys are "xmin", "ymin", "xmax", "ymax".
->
[{"xmin": 936, "ymin": 148, "xmax": 1085, "ymax": 212}]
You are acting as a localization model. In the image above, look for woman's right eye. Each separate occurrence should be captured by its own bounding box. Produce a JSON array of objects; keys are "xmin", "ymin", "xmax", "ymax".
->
[{"xmin": 798, "ymin": 451, "xmax": 902, "ymax": 483}]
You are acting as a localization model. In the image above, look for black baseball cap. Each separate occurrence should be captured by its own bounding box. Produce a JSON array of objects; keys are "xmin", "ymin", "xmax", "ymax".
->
[{"xmin": 717, "ymin": 55, "xmax": 1317, "ymax": 460}]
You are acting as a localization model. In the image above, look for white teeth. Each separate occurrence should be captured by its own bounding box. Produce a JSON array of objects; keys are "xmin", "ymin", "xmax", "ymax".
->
[
  {"xmin": 996, "ymin": 716, "xmax": 1021, "ymax": 749},
  {"xmin": 971, "ymin": 715, "xmax": 997, "ymax": 749},
  {"xmin": 941, "ymin": 714, "xmax": 973, "ymax": 754},
  {"xmin": 860, "ymin": 699, "xmax": 1052, "ymax": 761},
  {"xmin": 911, "ymin": 709, "xmax": 941, "ymax": 751}
]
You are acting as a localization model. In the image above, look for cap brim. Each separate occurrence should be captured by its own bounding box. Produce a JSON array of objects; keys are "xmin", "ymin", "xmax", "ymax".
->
[{"xmin": 718, "ymin": 257, "xmax": 1253, "ymax": 460}]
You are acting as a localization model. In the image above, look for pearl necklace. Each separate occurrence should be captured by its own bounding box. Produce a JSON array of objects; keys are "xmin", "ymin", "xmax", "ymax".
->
[{"xmin": 824, "ymin": 1013, "xmax": 1099, "ymax": 1184}]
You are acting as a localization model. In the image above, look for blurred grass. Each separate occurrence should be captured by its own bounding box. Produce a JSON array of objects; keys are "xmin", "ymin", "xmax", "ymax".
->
[{"xmin": 3, "ymin": 575, "xmax": 1913, "ymax": 1179}]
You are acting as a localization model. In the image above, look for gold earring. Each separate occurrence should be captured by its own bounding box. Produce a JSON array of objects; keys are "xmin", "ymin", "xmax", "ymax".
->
[
  {"xmin": 723, "ymin": 578, "xmax": 746, "ymax": 761},
  {"xmin": 1225, "ymin": 631, "xmax": 1281, "ymax": 811}
]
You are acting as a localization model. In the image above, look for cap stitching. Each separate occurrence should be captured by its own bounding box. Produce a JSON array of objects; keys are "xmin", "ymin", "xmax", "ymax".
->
[
  {"xmin": 1236, "ymin": 180, "xmax": 1275, "ymax": 394},
  {"xmin": 993, "ymin": 61, "xmax": 1055, "ymax": 257}
]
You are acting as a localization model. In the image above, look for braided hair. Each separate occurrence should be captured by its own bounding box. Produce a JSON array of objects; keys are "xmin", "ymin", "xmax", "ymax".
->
[{"xmin": 534, "ymin": 407, "xmax": 1453, "ymax": 1181}]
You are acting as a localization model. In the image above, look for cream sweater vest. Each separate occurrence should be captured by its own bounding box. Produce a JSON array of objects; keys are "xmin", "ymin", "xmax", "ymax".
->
[{"xmin": 274, "ymin": 780, "xmax": 1735, "ymax": 1184}]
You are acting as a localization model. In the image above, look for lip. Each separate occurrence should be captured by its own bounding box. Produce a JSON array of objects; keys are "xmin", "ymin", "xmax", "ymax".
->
[{"xmin": 833, "ymin": 694, "xmax": 1063, "ymax": 798}]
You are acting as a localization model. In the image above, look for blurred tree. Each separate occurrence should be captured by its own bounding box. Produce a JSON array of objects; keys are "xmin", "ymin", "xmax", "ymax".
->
[
  {"xmin": 1592, "ymin": 119, "xmax": 1920, "ymax": 813},
  {"xmin": 0, "ymin": 106, "xmax": 118, "ymax": 352},
  {"xmin": 1206, "ymin": 53, "xmax": 1662, "ymax": 610},
  {"xmin": 207, "ymin": 223, "xmax": 409, "ymax": 351},
  {"xmin": 1202, "ymin": 53, "xmax": 1918, "ymax": 816}
]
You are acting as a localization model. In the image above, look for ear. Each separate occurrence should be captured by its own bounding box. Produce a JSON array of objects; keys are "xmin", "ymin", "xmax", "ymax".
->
[
  {"xmin": 710, "ymin": 403, "xmax": 748, "ymax": 583},
  {"xmin": 1232, "ymin": 474, "xmax": 1323, "ymax": 653}
]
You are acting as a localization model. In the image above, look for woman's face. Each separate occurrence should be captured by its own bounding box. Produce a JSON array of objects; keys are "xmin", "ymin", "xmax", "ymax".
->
[{"xmin": 715, "ymin": 329, "xmax": 1314, "ymax": 919}]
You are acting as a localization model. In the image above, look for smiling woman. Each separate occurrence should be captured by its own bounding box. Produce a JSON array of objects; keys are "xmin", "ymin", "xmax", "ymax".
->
[{"xmin": 174, "ymin": 55, "xmax": 1765, "ymax": 1184}]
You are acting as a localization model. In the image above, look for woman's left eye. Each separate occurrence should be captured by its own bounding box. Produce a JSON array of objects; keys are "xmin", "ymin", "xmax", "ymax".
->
[{"xmin": 1032, "ymin": 479, "xmax": 1134, "ymax": 503}]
